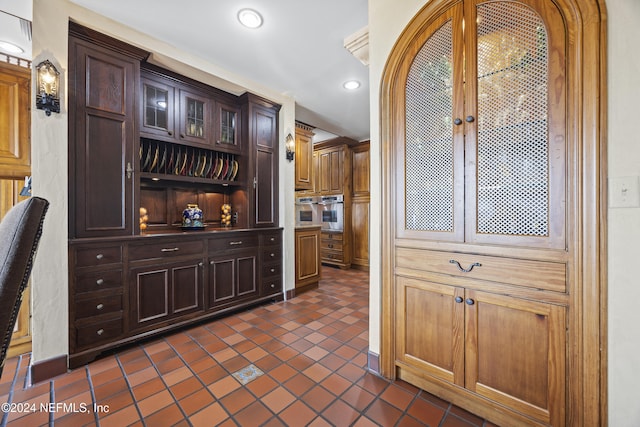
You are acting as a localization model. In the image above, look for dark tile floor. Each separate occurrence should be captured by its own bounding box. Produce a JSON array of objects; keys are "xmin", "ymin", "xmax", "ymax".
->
[{"xmin": 0, "ymin": 267, "xmax": 494, "ymax": 426}]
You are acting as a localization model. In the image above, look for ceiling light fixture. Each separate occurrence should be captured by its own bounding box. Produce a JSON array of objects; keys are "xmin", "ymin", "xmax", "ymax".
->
[
  {"xmin": 238, "ymin": 8, "xmax": 263, "ymax": 29},
  {"xmin": 343, "ymin": 80, "xmax": 361, "ymax": 90},
  {"xmin": 0, "ymin": 40, "xmax": 24, "ymax": 54}
]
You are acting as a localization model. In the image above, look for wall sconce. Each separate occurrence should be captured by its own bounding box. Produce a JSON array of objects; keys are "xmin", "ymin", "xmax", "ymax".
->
[
  {"xmin": 285, "ymin": 133, "xmax": 295, "ymax": 162},
  {"xmin": 35, "ymin": 60, "xmax": 61, "ymax": 116}
]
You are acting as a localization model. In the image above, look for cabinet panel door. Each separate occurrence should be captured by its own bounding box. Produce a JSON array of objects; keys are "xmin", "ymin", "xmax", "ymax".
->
[
  {"xmin": 399, "ymin": 7, "xmax": 465, "ymax": 242},
  {"xmin": 464, "ymin": 0, "xmax": 566, "ymax": 249},
  {"xmin": 208, "ymin": 257, "xmax": 236, "ymax": 306},
  {"xmin": 0, "ymin": 64, "xmax": 30, "ymax": 178},
  {"xmin": 351, "ymin": 199, "xmax": 369, "ymax": 267},
  {"xmin": 172, "ymin": 263, "xmax": 202, "ymax": 314},
  {"xmin": 237, "ymin": 255, "xmax": 257, "ymax": 298},
  {"xmin": 395, "ymin": 277, "xmax": 464, "ymax": 386},
  {"xmin": 294, "ymin": 129, "xmax": 313, "ymax": 190},
  {"xmin": 70, "ymin": 40, "xmax": 137, "ymax": 238},
  {"xmin": 133, "ymin": 268, "xmax": 169, "ymax": 325},
  {"xmin": 179, "ymin": 89, "xmax": 211, "ymax": 146},
  {"xmin": 464, "ymin": 289, "xmax": 565, "ymax": 426},
  {"xmin": 255, "ymin": 149, "xmax": 275, "ymax": 226},
  {"xmin": 214, "ymin": 101, "xmax": 241, "ymax": 153}
]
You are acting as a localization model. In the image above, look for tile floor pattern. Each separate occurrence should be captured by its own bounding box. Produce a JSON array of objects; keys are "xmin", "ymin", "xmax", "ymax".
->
[{"xmin": 0, "ymin": 267, "xmax": 496, "ymax": 427}]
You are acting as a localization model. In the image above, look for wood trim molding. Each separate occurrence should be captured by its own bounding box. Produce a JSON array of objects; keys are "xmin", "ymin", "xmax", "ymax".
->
[
  {"xmin": 379, "ymin": 0, "xmax": 607, "ymax": 425},
  {"xmin": 29, "ymin": 354, "xmax": 68, "ymax": 385}
]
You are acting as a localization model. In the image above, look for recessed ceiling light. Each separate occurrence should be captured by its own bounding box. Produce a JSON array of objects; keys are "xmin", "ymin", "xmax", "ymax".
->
[
  {"xmin": 0, "ymin": 40, "xmax": 24, "ymax": 54},
  {"xmin": 343, "ymin": 80, "xmax": 361, "ymax": 90},
  {"xmin": 238, "ymin": 8, "xmax": 263, "ymax": 29}
]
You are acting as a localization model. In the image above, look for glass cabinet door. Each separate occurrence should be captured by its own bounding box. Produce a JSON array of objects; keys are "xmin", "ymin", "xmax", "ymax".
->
[
  {"xmin": 215, "ymin": 102, "xmax": 241, "ymax": 153},
  {"xmin": 179, "ymin": 89, "xmax": 210, "ymax": 145},
  {"xmin": 140, "ymin": 77, "xmax": 175, "ymax": 139}
]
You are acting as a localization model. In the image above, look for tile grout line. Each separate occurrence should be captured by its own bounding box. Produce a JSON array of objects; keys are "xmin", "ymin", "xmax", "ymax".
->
[
  {"xmin": 113, "ymin": 349, "xmax": 148, "ymax": 426},
  {"xmin": 84, "ymin": 364, "xmax": 100, "ymax": 426}
]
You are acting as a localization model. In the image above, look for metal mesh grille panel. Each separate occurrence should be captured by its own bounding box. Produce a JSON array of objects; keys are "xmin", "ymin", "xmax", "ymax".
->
[
  {"xmin": 405, "ymin": 20, "xmax": 454, "ymax": 232},
  {"xmin": 476, "ymin": 3, "xmax": 549, "ymax": 236}
]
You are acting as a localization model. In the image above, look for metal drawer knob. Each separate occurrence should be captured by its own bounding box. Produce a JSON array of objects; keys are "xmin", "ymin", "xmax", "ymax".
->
[
  {"xmin": 270, "ymin": 237, "xmax": 275, "ymax": 242},
  {"xmin": 96, "ymin": 279, "xmax": 104, "ymax": 285},
  {"xmin": 270, "ymin": 253, "xmax": 275, "ymax": 257},
  {"xmin": 270, "ymin": 268, "xmax": 275, "ymax": 273},
  {"xmin": 270, "ymin": 284, "xmax": 275, "ymax": 288},
  {"xmin": 96, "ymin": 254, "xmax": 104, "ymax": 260},
  {"xmin": 97, "ymin": 329, "xmax": 104, "ymax": 336},
  {"xmin": 96, "ymin": 304, "xmax": 104, "ymax": 310}
]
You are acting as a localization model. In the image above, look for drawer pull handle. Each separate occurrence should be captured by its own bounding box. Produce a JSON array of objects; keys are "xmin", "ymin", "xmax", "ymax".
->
[
  {"xmin": 161, "ymin": 247, "xmax": 180, "ymax": 252},
  {"xmin": 96, "ymin": 279, "xmax": 104, "ymax": 285},
  {"xmin": 229, "ymin": 241, "xmax": 243, "ymax": 245},
  {"xmin": 97, "ymin": 329, "xmax": 104, "ymax": 336},
  {"xmin": 96, "ymin": 254, "xmax": 104, "ymax": 260},
  {"xmin": 96, "ymin": 304, "xmax": 104, "ymax": 310},
  {"xmin": 449, "ymin": 259, "xmax": 481, "ymax": 273}
]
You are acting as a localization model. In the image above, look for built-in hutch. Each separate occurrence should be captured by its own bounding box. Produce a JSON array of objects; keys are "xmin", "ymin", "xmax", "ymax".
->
[{"xmin": 67, "ymin": 23, "xmax": 282, "ymax": 367}]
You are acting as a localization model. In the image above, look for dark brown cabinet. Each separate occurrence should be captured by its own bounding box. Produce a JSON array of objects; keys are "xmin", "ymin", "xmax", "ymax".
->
[
  {"xmin": 68, "ymin": 26, "xmax": 147, "ymax": 238},
  {"xmin": 67, "ymin": 24, "xmax": 282, "ymax": 368},
  {"xmin": 130, "ymin": 258, "xmax": 203, "ymax": 330},
  {"xmin": 242, "ymin": 94, "xmax": 280, "ymax": 228}
]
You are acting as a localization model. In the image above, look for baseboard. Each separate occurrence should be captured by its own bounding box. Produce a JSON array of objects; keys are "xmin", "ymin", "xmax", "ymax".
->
[
  {"xmin": 367, "ymin": 349, "xmax": 380, "ymax": 375},
  {"xmin": 29, "ymin": 354, "xmax": 67, "ymax": 385}
]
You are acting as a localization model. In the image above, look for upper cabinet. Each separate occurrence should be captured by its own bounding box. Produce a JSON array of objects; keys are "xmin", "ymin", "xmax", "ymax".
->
[
  {"xmin": 0, "ymin": 62, "xmax": 30, "ymax": 179},
  {"xmin": 214, "ymin": 101, "xmax": 241, "ymax": 154},
  {"xmin": 294, "ymin": 122, "xmax": 314, "ymax": 191},
  {"xmin": 140, "ymin": 68, "xmax": 240, "ymax": 153},
  {"xmin": 68, "ymin": 24, "xmax": 148, "ymax": 238}
]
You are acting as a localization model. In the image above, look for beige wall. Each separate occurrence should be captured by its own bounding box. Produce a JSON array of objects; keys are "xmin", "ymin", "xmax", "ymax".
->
[
  {"xmin": 368, "ymin": 0, "xmax": 640, "ymax": 425},
  {"xmin": 30, "ymin": 0, "xmax": 296, "ymax": 364}
]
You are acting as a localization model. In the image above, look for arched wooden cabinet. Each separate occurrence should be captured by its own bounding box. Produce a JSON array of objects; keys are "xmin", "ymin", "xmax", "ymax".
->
[{"xmin": 381, "ymin": 0, "xmax": 606, "ymax": 426}]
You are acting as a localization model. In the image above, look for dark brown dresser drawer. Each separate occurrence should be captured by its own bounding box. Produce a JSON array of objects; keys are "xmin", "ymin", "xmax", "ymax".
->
[
  {"xmin": 209, "ymin": 234, "xmax": 259, "ymax": 252},
  {"xmin": 129, "ymin": 239, "xmax": 204, "ymax": 261},
  {"xmin": 262, "ymin": 277, "xmax": 281, "ymax": 295},
  {"xmin": 262, "ymin": 232, "xmax": 282, "ymax": 246},
  {"xmin": 262, "ymin": 246, "xmax": 281, "ymax": 262},
  {"xmin": 75, "ymin": 245, "xmax": 122, "ymax": 267},
  {"xmin": 76, "ymin": 318, "xmax": 123, "ymax": 348},
  {"xmin": 262, "ymin": 263, "xmax": 281, "ymax": 278},
  {"xmin": 75, "ymin": 294, "xmax": 123, "ymax": 319},
  {"xmin": 75, "ymin": 269, "xmax": 122, "ymax": 293}
]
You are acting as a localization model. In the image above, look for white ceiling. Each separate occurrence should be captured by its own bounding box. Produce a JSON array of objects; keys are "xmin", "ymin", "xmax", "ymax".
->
[{"xmin": 64, "ymin": 0, "xmax": 371, "ymax": 141}]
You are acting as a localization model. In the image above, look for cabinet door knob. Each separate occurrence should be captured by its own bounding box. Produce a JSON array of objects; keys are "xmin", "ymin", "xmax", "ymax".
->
[
  {"xmin": 270, "ymin": 237, "xmax": 275, "ymax": 242},
  {"xmin": 465, "ymin": 298, "xmax": 475, "ymax": 306},
  {"xmin": 270, "ymin": 253, "xmax": 275, "ymax": 258},
  {"xmin": 167, "ymin": 130, "xmax": 173, "ymax": 136},
  {"xmin": 454, "ymin": 118, "xmax": 462, "ymax": 125},
  {"xmin": 97, "ymin": 329, "xmax": 104, "ymax": 336},
  {"xmin": 466, "ymin": 115, "xmax": 475, "ymax": 123},
  {"xmin": 96, "ymin": 254, "xmax": 104, "ymax": 260},
  {"xmin": 198, "ymin": 262, "xmax": 203, "ymax": 267},
  {"xmin": 328, "ymin": 244, "xmax": 334, "ymax": 248},
  {"xmin": 96, "ymin": 279, "xmax": 104, "ymax": 285},
  {"xmin": 96, "ymin": 304, "xmax": 104, "ymax": 310},
  {"xmin": 455, "ymin": 296, "xmax": 463, "ymax": 303},
  {"xmin": 270, "ymin": 268, "xmax": 275, "ymax": 273},
  {"xmin": 270, "ymin": 283, "xmax": 275, "ymax": 288},
  {"xmin": 210, "ymin": 260, "xmax": 215, "ymax": 265}
]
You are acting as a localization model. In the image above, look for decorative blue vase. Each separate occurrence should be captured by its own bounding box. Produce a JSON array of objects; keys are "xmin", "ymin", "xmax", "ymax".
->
[{"xmin": 182, "ymin": 204, "xmax": 204, "ymax": 229}]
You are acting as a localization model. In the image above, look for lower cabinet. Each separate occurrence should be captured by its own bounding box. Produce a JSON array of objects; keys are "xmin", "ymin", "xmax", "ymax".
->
[
  {"xmin": 396, "ymin": 276, "xmax": 566, "ymax": 426},
  {"xmin": 208, "ymin": 250, "xmax": 258, "ymax": 309},
  {"xmin": 295, "ymin": 226, "xmax": 321, "ymax": 293},
  {"xmin": 68, "ymin": 228, "xmax": 282, "ymax": 367},
  {"xmin": 130, "ymin": 258, "xmax": 204, "ymax": 331}
]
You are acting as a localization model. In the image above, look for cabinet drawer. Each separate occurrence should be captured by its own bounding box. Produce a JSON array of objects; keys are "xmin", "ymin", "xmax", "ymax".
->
[
  {"xmin": 76, "ymin": 318, "xmax": 123, "ymax": 348},
  {"xmin": 262, "ymin": 263, "xmax": 281, "ymax": 278},
  {"xmin": 262, "ymin": 232, "xmax": 282, "ymax": 246},
  {"xmin": 75, "ymin": 294, "xmax": 123, "ymax": 320},
  {"xmin": 129, "ymin": 240, "xmax": 204, "ymax": 261},
  {"xmin": 75, "ymin": 269, "xmax": 122, "ymax": 294},
  {"xmin": 75, "ymin": 245, "xmax": 122, "ymax": 267},
  {"xmin": 322, "ymin": 251, "xmax": 344, "ymax": 263},
  {"xmin": 320, "ymin": 240, "xmax": 343, "ymax": 251},
  {"xmin": 263, "ymin": 277, "xmax": 281, "ymax": 295},
  {"xmin": 395, "ymin": 248, "xmax": 566, "ymax": 293},
  {"xmin": 209, "ymin": 234, "xmax": 259, "ymax": 252},
  {"xmin": 321, "ymin": 232, "xmax": 343, "ymax": 242},
  {"xmin": 262, "ymin": 246, "xmax": 281, "ymax": 262}
]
